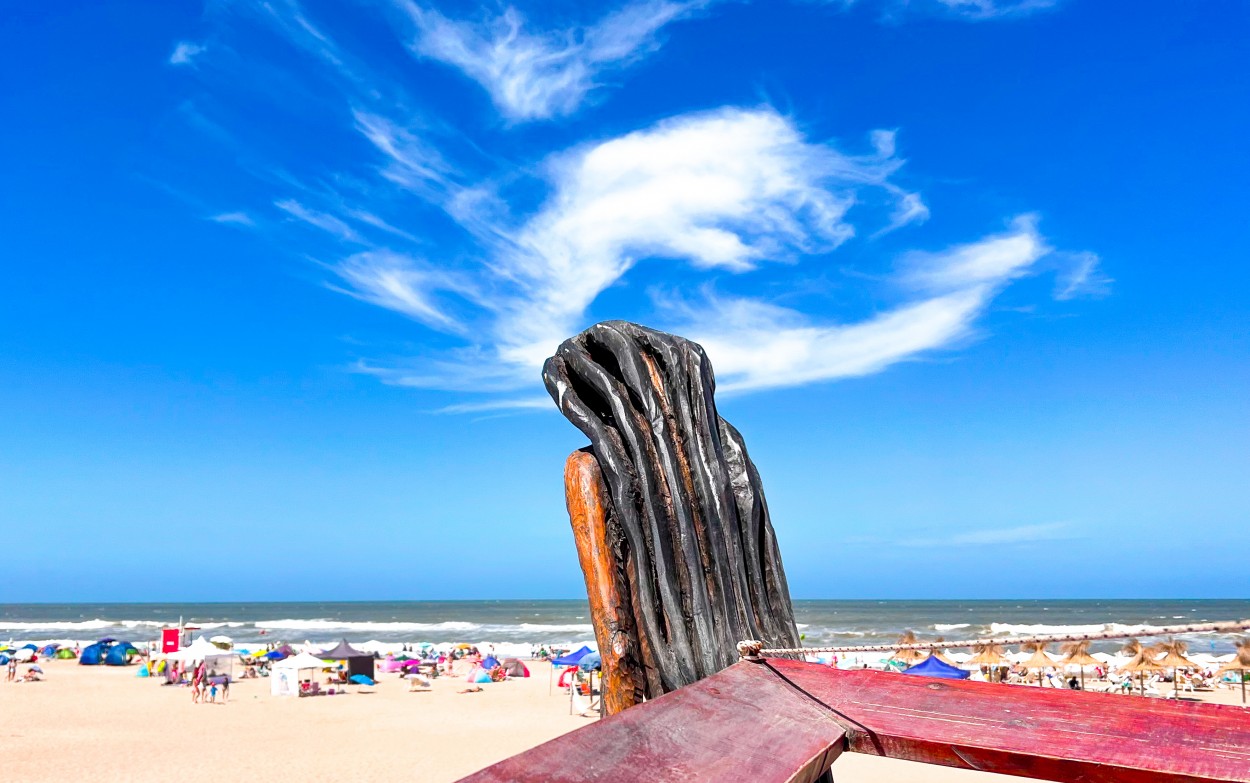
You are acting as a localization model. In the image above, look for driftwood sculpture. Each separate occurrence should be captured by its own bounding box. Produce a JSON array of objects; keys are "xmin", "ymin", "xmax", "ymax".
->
[{"xmin": 542, "ymin": 321, "xmax": 800, "ymax": 712}]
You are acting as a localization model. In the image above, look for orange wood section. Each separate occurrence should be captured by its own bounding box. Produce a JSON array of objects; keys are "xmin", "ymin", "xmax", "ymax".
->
[
  {"xmin": 459, "ymin": 660, "xmax": 1250, "ymax": 783},
  {"xmin": 564, "ymin": 449, "xmax": 642, "ymax": 714}
]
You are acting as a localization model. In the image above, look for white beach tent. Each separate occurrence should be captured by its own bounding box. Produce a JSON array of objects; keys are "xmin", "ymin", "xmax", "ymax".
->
[
  {"xmin": 270, "ymin": 652, "xmax": 330, "ymax": 697},
  {"xmin": 162, "ymin": 636, "xmax": 237, "ymax": 663}
]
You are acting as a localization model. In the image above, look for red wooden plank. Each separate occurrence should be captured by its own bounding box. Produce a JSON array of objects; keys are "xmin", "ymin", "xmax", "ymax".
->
[
  {"xmin": 456, "ymin": 659, "xmax": 845, "ymax": 783},
  {"xmin": 772, "ymin": 659, "xmax": 1250, "ymax": 783}
]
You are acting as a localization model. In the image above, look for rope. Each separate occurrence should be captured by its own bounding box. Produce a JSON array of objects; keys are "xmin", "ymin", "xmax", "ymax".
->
[{"xmin": 739, "ymin": 617, "xmax": 1250, "ymax": 658}]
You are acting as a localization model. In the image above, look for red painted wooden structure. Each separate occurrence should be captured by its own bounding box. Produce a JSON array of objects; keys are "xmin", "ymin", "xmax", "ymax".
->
[{"xmin": 458, "ymin": 659, "xmax": 1250, "ymax": 783}]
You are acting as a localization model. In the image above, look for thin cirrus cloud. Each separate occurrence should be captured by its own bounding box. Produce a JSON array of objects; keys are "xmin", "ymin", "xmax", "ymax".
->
[
  {"xmin": 933, "ymin": 0, "xmax": 1059, "ymax": 20},
  {"xmin": 896, "ymin": 522, "xmax": 1074, "ymax": 548},
  {"xmin": 395, "ymin": 0, "xmax": 707, "ymax": 121}
]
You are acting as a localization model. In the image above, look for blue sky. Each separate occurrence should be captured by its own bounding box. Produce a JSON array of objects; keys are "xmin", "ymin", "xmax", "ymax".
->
[{"xmin": 2, "ymin": 0, "xmax": 1247, "ymax": 602}]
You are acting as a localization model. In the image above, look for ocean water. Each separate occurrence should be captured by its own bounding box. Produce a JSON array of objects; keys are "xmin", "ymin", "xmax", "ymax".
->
[{"xmin": 1, "ymin": 599, "xmax": 1246, "ymax": 653}]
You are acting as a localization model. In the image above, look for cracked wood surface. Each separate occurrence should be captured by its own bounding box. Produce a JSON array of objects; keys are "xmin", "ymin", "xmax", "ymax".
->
[{"xmin": 458, "ymin": 660, "xmax": 1250, "ymax": 783}]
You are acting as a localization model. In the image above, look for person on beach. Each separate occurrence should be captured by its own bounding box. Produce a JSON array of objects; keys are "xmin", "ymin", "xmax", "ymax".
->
[
  {"xmin": 220, "ymin": 676, "xmax": 230, "ymax": 702},
  {"xmin": 6, "ymin": 658, "xmax": 16, "ymax": 682}
]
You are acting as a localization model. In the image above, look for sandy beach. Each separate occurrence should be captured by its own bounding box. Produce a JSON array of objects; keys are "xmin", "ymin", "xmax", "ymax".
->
[{"xmin": 6, "ymin": 656, "xmax": 1245, "ymax": 782}]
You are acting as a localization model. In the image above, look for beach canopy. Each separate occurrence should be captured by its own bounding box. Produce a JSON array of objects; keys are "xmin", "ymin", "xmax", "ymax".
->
[
  {"xmin": 274, "ymin": 652, "xmax": 331, "ymax": 670},
  {"xmin": 316, "ymin": 639, "xmax": 375, "ymax": 679},
  {"xmin": 552, "ymin": 646, "xmax": 593, "ymax": 667},
  {"xmin": 903, "ymin": 655, "xmax": 970, "ymax": 680},
  {"xmin": 317, "ymin": 639, "xmax": 369, "ymax": 659},
  {"xmin": 579, "ymin": 652, "xmax": 603, "ymax": 672}
]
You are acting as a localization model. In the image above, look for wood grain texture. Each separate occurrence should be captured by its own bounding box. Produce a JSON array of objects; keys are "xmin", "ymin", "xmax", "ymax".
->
[
  {"xmin": 457, "ymin": 661, "xmax": 1250, "ymax": 783},
  {"xmin": 543, "ymin": 321, "xmax": 801, "ymax": 698},
  {"xmin": 456, "ymin": 657, "xmax": 845, "ymax": 783},
  {"xmin": 564, "ymin": 448, "xmax": 644, "ymax": 714},
  {"xmin": 774, "ymin": 660, "xmax": 1250, "ymax": 783}
]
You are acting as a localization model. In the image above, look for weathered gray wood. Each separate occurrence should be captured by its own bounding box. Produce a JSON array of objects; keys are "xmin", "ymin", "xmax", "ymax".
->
[{"xmin": 543, "ymin": 321, "xmax": 800, "ymax": 697}]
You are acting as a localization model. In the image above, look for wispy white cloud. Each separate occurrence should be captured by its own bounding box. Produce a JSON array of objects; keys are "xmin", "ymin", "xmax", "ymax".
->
[
  {"xmin": 209, "ymin": 211, "xmax": 254, "ymax": 226},
  {"xmin": 332, "ymin": 108, "xmax": 1079, "ymax": 401},
  {"xmin": 396, "ymin": 0, "xmax": 705, "ymax": 121},
  {"xmin": 932, "ymin": 0, "xmax": 1058, "ymax": 20},
  {"xmin": 896, "ymin": 522, "xmax": 1074, "ymax": 547},
  {"xmin": 1053, "ymin": 250, "xmax": 1112, "ymax": 300},
  {"xmin": 169, "ymin": 41, "xmax": 205, "ymax": 66},
  {"xmin": 330, "ymin": 251, "xmax": 469, "ymax": 334},
  {"xmin": 653, "ymin": 216, "xmax": 1045, "ymax": 393},
  {"xmin": 275, "ymin": 199, "xmax": 364, "ymax": 243}
]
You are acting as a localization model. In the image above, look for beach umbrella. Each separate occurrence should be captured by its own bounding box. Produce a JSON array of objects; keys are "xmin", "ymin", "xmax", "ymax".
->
[
  {"xmin": 349, "ymin": 674, "xmax": 375, "ymax": 687},
  {"xmin": 29, "ymin": 664, "xmax": 43, "ymax": 673},
  {"xmin": 892, "ymin": 631, "xmax": 927, "ymax": 666},
  {"xmin": 1119, "ymin": 639, "xmax": 1166, "ymax": 696},
  {"xmin": 1153, "ymin": 638, "xmax": 1197, "ymax": 699},
  {"xmin": 926, "ymin": 637, "xmax": 956, "ymax": 666},
  {"xmin": 1060, "ymin": 640, "xmax": 1101, "ymax": 690},
  {"xmin": 1019, "ymin": 643, "xmax": 1059, "ymax": 686},
  {"xmin": 1216, "ymin": 638, "xmax": 1250, "ymax": 704},
  {"xmin": 965, "ymin": 642, "xmax": 1008, "ymax": 680}
]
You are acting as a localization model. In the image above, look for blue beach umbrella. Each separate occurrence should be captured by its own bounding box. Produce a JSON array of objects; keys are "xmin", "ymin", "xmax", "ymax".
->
[
  {"xmin": 349, "ymin": 674, "xmax": 376, "ymax": 686},
  {"xmin": 578, "ymin": 652, "xmax": 602, "ymax": 672}
]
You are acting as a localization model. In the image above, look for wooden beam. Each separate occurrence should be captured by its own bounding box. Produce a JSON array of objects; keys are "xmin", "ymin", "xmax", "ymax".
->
[
  {"xmin": 456, "ymin": 659, "xmax": 845, "ymax": 783},
  {"xmin": 772, "ymin": 660, "xmax": 1250, "ymax": 782},
  {"xmin": 457, "ymin": 661, "xmax": 1250, "ymax": 783}
]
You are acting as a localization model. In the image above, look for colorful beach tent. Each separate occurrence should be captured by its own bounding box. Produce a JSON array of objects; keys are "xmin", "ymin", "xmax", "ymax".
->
[
  {"xmin": 40, "ymin": 644, "xmax": 59, "ymax": 657},
  {"xmin": 902, "ymin": 655, "xmax": 971, "ymax": 680},
  {"xmin": 551, "ymin": 646, "xmax": 592, "ymax": 667},
  {"xmin": 55, "ymin": 648, "xmax": 76, "ymax": 659},
  {"xmin": 79, "ymin": 643, "xmax": 106, "ymax": 665},
  {"xmin": 481, "ymin": 655, "xmax": 500, "ymax": 670},
  {"xmin": 500, "ymin": 658, "xmax": 530, "ymax": 678}
]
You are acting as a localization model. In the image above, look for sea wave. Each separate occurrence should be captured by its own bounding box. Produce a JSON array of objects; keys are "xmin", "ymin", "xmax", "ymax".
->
[
  {"xmin": 254, "ymin": 619, "xmax": 482, "ymax": 632},
  {"xmin": 933, "ymin": 623, "xmax": 971, "ymax": 631},
  {"xmin": 988, "ymin": 622, "xmax": 1159, "ymax": 636},
  {"xmin": 0, "ymin": 620, "xmax": 117, "ymax": 631},
  {"xmin": 515, "ymin": 623, "xmax": 594, "ymax": 633}
]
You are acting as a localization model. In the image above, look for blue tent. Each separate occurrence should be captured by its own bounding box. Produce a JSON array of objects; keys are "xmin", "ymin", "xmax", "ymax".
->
[
  {"xmin": 481, "ymin": 655, "xmax": 500, "ymax": 670},
  {"xmin": 40, "ymin": 644, "xmax": 59, "ymax": 657},
  {"xmin": 104, "ymin": 643, "xmax": 138, "ymax": 666},
  {"xmin": 902, "ymin": 655, "xmax": 969, "ymax": 680},
  {"xmin": 79, "ymin": 643, "xmax": 106, "ymax": 665},
  {"xmin": 578, "ymin": 652, "xmax": 602, "ymax": 672},
  {"xmin": 551, "ymin": 646, "xmax": 592, "ymax": 667},
  {"xmin": 20, "ymin": 643, "xmax": 37, "ymax": 651}
]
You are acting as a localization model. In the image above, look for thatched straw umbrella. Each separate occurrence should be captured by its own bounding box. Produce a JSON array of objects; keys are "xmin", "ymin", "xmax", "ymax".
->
[
  {"xmin": 1153, "ymin": 638, "xmax": 1197, "ymax": 698},
  {"xmin": 892, "ymin": 631, "xmax": 926, "ymax": 667},
  {"xmin": 1061, "ymin": 640, "xmax": 1101, "ymax": 691},
  {"xmin": 1216, "ymin": 638, "xmax": 1250, "ymax": 704},
  {"xmin": 965, "ymin": 642, "xmax": 1008, "ymax": 680},
  {"xmin": 1120, "ymin": 639, "xmax": 1166, "ymax": 696},
  {"xmin": 1019, "ymin": 643, "xmax": 1059, "ymax": 686},
  {"xmin": 928, "ymin": 636, "xmax": 955, "ymax": 666}
]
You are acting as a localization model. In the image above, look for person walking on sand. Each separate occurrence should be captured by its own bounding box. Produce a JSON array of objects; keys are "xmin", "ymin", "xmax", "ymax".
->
[
  {"xmin": 6, "ymin": 657, "xmax": 17, "ymax": 682},
  {"xmin": 219, "ymin": 675, "xmax": 230, "ymax": 703}
]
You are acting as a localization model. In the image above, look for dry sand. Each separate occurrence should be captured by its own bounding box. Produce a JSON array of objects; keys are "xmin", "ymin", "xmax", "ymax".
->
[{"xmin": 5, "ymin": 658, "xmax": 1246, "ymax": 782}]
